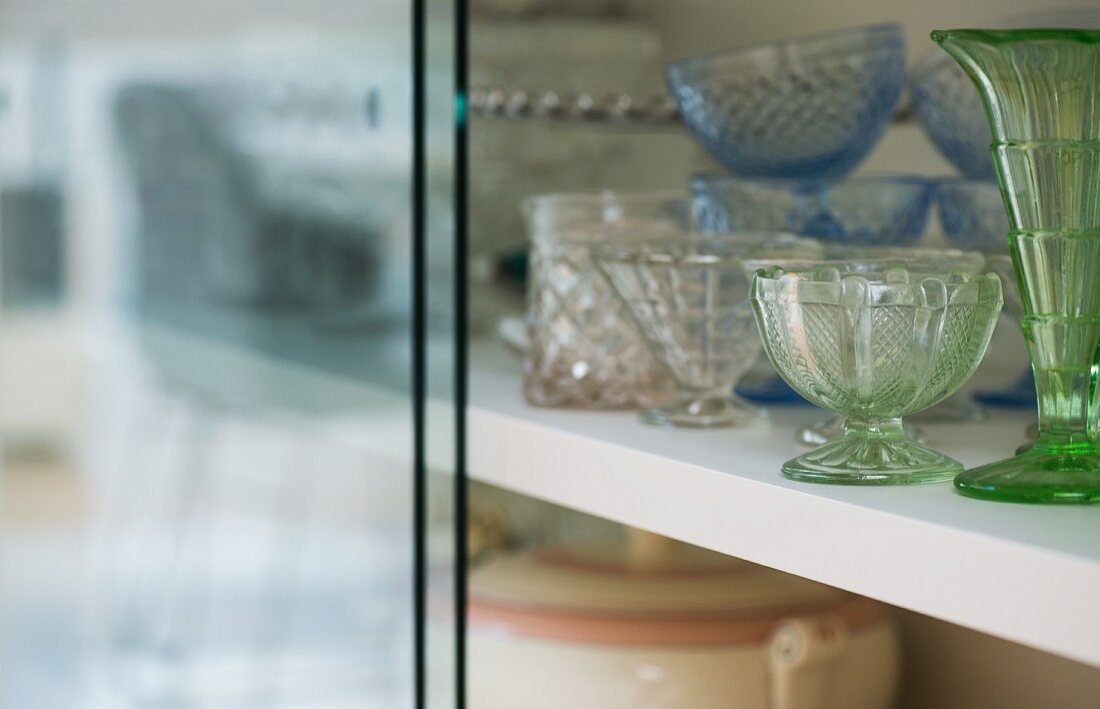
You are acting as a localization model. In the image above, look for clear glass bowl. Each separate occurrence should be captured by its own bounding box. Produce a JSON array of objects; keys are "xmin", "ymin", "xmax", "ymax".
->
[
  {"xmin": 752, "ymin": 266, "xmax": 1003, "ymax": 484},
  {"xmin": 666, "ymin": 23, "xmax": 905, "ymax": 178},
  {"xmin": 936, "ymin": 178, "xmax": 1010, "ymax": 253},
  {"xmin": 593, "ymin": 234, "xmax": 821, "ymax": 428},
  {"xmin": 692, "ymin": 175, "xmax": 935, "ymax": 246},
  {"xmin": 742, "ymin": 246, "xmax": 987, "ymax": 442},
  {"xmin": 522, "ymin": 191, "xmax": 691, "ymax": 409},
  {"xmin": 910, "ymin": 50, "xmax": 995, "ymax": 179}
]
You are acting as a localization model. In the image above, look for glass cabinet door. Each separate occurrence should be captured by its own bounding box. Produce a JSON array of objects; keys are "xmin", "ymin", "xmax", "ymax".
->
[{"xmin": 0, "ymin": 1, "xmax": 460, "ymax": 707}]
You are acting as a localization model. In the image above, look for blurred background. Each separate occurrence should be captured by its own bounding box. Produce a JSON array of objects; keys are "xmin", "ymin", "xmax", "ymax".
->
[{"xmin": 0, "ymin": 1, "xmax": 463, "ymax": 707}]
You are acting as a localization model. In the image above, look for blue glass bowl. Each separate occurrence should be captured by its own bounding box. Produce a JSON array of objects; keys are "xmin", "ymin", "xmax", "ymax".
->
[
  {"xmin": 937, "ymin": 178, "xmax": 1010, "ymax": 253},
  {"xmin": 910, "ymin": 50, "xmax": 995, "ymax": 179},
  {"xmin": 692, "ymin": 174, "xmax": 935, "ymax": 246},
  {"xmin": 666, "ymin": 23, "xmax": 905, "ymax": 179}
]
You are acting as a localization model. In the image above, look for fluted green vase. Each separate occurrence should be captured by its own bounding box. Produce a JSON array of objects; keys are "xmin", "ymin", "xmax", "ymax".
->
[{"xmin": 933, "ymin": 29, "xmax": 1100, "ymax": 503}]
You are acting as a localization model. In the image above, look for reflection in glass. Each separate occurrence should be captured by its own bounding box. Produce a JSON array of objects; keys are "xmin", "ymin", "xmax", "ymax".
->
[{"xmin": 0, "ymin": 3, "xmax": 443, "ymax": 707}]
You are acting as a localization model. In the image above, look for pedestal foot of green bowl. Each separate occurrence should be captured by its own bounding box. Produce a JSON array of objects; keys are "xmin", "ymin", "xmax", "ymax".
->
[
  {"xmin": 955, "ymin": 449, "xmax": 1100, "ymax": 503},
  {"xmin": 783, "ymin": 426, "xmax": 961, "ymax": 485}
]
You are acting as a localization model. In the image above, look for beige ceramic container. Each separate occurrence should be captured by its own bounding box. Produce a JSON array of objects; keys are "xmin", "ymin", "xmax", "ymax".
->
[{"xmin": 468, "ymin": 543, "xmax": 899, "ymax": 709}]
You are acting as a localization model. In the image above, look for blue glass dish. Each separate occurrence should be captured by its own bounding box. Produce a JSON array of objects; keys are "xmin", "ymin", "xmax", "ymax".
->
[
  {"xmin": 936, "ymin": 178, "xmax": 1009, "ymax": 253},
  {"xmin": 693, "ymin": 174, "xmax": 935, "ymax": 246},
  {"xmin": 666, "ymin": 23, "xmax": 905, "ymax": 178},
  {"xmin": 974, "ymin": 371, "xmax": 1036, "ymax": 408},
  {"xmin": 910, "ymin": 50, "xmax": 995, "ymax": 179}
]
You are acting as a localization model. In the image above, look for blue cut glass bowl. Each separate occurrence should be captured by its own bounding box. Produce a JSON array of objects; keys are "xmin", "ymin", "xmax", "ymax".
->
[
  {"xmin": 936, "ymin": 178, "xmax": 1010, "ymax": 253},
  {"xmin": 666, "ymin": 23, "xmax": 905, "ymax": 179},
  {"xmin": 910, "ymin": 50, "xmax": 995, "ymax": 179},
  {"xmin": 692, "ymin": 174, "xmax": 935, "ymax": 246}
]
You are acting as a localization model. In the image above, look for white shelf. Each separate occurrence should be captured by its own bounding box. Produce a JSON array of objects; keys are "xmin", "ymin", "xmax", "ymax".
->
[{"xmin": 468, "ymin": 340, "xmax": 1100, "ymax": 668}]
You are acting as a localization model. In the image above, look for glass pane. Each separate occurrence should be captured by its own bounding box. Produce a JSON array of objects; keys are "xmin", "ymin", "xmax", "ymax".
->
[{"xmin": 0, "ymin": 2, "xmax": 452, "ymax": 707}]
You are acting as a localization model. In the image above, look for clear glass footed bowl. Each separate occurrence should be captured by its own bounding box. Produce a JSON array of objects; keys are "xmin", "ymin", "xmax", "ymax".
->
[
  {"xmin": 751, "ymin": 266, "xmax": 1002, "ymax": 484},
  {"xmin": 666, "ymin": 23, "xmax": 904, "ymax": 178},
  {"xmin": 910, "ymin": 50, "xmax": 995, "ymax": 179},
  {"xmin": 936, "ymin": 179, "xmax": 1010, "ymax": 253},
  {"xmin": 692, "ymin": 175, "xmax": 935, "ymax": 246},
  {"xmin": 741, "ymin": 245, "xmax": 987, "ymax": 439},
  {"xmin": 593, "ymin": 233, "xmax": 822, "ymax": 428}
]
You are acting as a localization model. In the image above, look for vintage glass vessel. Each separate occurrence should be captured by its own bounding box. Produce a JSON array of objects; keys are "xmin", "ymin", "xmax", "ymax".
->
[
  {"xmin": 741, "ymin": 246, "xmax": 987, "ymax": 445},
  {"xmin": 593, "ymin": 234, "xmax": 820, "ymax": 427},
  {"xmin": 934, "ymin": 29, "xmax": 1100, "ymax": 502},
  {"xmin": 522, "ymin": 192, "xmax": 687, "ymax": 409},
  {"xmin": 752, "ymin": 267, "xmax": 1002, "ymax": 484}
]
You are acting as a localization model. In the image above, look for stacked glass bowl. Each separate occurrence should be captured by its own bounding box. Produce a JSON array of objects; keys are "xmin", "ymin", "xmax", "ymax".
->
[
  {"xmin": 666, "ymin": 23, "xmax": 905, "ymax": 178},
  {"xmin": 665, "ymin": 24, "xmax": 952, "ymax": 413},
  {"xmin": 692, "ymin": 174, "xmax": 942, "ymax": 410}
]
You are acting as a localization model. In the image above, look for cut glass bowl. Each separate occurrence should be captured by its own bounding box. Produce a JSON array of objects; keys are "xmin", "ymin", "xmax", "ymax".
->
[
  {"xmin": 692, "ymin": 174, "xmax": 935, "ymax": 246},
  {"xmin": 667, "ymin": 23, "xmax": 905, "ymax": 178},
  {"xmin": 752, "ymin": 266, "xmax": 1002, "ymax": 484},
  {"xmin": 593, "ymin": 234, "xmax": 821, "ymax": 428},
  {"xmin": 523, "ymin": 191, "xmax": 691, "ymax": 410},
  {"xmin": 910, "ymin": 49, "xmax": 995, "ymax": 179},
  {"xmin": 742, "ymin": 246, "xmax": 987, "ymax": 444}
]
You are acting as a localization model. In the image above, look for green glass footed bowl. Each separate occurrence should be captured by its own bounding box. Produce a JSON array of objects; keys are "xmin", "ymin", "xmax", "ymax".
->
[{"xmin": 751, "ymin": 266, "xmax": 1002, "ymax": 484}]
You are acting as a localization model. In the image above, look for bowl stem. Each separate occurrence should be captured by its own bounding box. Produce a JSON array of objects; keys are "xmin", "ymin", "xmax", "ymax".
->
[{"xmin": 782, "ymin": 416, "xmax": 961, "ymax": 485}]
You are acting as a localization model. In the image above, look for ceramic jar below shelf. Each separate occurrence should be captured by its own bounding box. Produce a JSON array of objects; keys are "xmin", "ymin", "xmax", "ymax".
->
[{"xmin": 467, "ymin": 544, "xmax": 900, "ymax": 709}]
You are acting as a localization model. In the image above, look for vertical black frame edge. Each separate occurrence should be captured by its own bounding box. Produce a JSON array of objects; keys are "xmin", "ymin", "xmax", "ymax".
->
[
  {"xmin": 411, "ymin": 0, "xmax": 427, "ymax": 704},
  {"xmin": 454, "ymin": 0, "xmax": 469, "ymax": 704}
]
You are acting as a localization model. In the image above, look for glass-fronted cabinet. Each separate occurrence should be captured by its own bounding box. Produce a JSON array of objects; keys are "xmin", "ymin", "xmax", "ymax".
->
[
  {"xmin": 8, "ymin": 1, "xmax": 1100, "ymax": 708},
  {"xmin": 0, "ymin": 1, "xmax": 460, "ymax": 707}
]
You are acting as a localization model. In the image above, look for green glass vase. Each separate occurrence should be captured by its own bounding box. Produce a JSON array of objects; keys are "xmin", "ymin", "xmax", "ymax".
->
[{"xmin": 933, "ymin": 29, "xmax": 1100, "ymax": 503}]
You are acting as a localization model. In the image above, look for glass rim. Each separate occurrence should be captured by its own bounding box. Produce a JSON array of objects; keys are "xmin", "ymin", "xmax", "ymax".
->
[
  {"xmin": 742, "ymin": 246, "xmax": 987, "ymax": 272},
  {"xmin": 591, "ymin": 233, "xmax": 818, "ymax": 266},
  {"xmin": 932, "ymin": 28, "xmax": 1100, "ymax": 45},
  {"xmin": 751, "ymin": 266, "xmax": 1002, "ymax": 304},
  {"xmin": 752, "ymin": 265, "xmax": 999, "ymax": 288},
  {"xmin": 667, "ymin": 22, "xmax": 901, "ymax": 76},
  {"xmin": 690, "ymin": 172, "xmax": 934, "ymax": 190}
]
